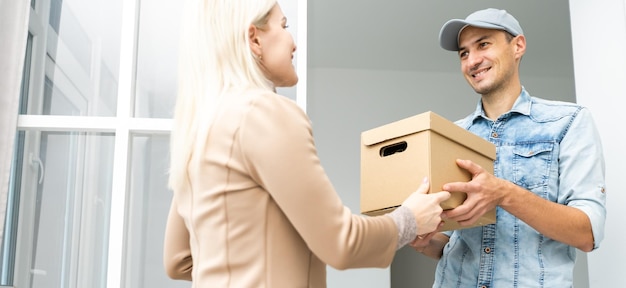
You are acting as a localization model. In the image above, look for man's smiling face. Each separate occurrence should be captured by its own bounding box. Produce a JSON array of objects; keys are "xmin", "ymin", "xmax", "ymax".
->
[{"xmin": 457, "ymin": 26, "xmax": 520, "ymax": 96}]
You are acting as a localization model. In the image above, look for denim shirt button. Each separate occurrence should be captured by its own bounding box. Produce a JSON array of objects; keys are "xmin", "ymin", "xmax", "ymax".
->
[
  {"xmin": 491, "ymin": 132, "xmax": 498, "ymax": 138},
  {"xmin": 484, "ymin": 247, "xmax": 491, "ymax": 253},
  {"xmin": 481, "ymin": 286, "xmax": 487, "ymax": 288}
]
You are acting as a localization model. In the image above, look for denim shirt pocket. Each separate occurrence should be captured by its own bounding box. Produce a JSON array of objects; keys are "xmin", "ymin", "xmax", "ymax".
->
[{"xmin": 512, "ymin": 142, "xmax": 554, "ymax": 190}]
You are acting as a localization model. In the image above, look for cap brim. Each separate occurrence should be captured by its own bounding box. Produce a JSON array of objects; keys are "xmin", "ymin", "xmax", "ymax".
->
[{"xmin": 439, "ymin": 19, "xmax": 509, "ymax": 51}]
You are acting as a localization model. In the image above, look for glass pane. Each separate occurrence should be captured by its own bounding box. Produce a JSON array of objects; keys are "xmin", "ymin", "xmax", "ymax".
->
[
  {"xmin": 134, "ymin": 1, "xmax": 185, "ymax": 118},
  {"xmin": 275, "ymin": 0, "xmax": 299, "ymax": 102},
  {"xmin": 126, "ymin": 134, "xmax": 189, "ymax": 287},
  {"xmin": 17, "ymin": 131, "xmax": 114, "ymax": 288},
  {"xmin": 20, "ymin": 33, "xmax": 33, "ymax": 114},
  {"xmin": 134, "ymin": 0, "xmax": 301, "ymax": 118},
  {"xmin": 26, "ymin": 0, "xmax": 123, "ymax": 116},
  {"xmin": 1, "ymin": 132, "xmax": 25, "ymax": 286},
  {"xmin": 1, "ymin": 32, "xmax": 35, "ymax": 285}
]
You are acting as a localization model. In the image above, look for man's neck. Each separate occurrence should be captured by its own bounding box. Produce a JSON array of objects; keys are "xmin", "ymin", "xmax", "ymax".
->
[{"xmin": 481, "ymin": 83, "xmax": 522, "ymax": 120}]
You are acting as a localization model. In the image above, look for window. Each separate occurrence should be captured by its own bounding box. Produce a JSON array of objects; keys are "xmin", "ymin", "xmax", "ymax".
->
[
  {"xmin": 5, "ymin": 0, "xmax": 304, "ymax": 287},
  {"xmin": 5, "ymin": 0, "xmax": 182, "ymax": 287}
]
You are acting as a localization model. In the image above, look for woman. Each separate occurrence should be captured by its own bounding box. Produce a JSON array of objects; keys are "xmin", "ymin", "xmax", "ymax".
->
[{"xmin": 163, "ymin": 0, "xmax": 451, "ymax": 286}]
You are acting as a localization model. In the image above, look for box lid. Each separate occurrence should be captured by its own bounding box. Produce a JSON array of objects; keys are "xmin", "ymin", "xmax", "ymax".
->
[{"xmin": 361, "ymin": 111, "xmax": 495, "ymax": 160}]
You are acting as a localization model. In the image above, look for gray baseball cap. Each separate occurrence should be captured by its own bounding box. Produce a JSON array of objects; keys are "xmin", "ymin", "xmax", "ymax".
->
[{"xmin": 439, "ymin": 8, "xmax": 524, "ymax": 51}]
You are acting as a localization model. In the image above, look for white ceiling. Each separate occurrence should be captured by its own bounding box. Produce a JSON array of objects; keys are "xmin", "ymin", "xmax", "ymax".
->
[{"xmin": 307, "ymin": 0, "xmax": 574, "ymax": 79}]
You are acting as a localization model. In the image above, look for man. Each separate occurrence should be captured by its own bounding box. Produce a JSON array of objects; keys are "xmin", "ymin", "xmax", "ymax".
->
[{"xmin": 410, "ymin": 8, "xmax": 607, "ymax": 287}]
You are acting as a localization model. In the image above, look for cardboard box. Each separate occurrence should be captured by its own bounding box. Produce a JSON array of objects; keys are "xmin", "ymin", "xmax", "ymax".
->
[{"xmin": 360, "ymin": 111, "xmax": 496, "ymax": 231}]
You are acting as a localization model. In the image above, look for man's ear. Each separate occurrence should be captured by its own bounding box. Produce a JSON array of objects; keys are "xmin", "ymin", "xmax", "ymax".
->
[
  {"xmin": 513, "ymin": 34, "xmax": 526, "ymax": 60},
  {"xmin": 249, "ymin": 25, "xmax": 262, "ymax": 56}
]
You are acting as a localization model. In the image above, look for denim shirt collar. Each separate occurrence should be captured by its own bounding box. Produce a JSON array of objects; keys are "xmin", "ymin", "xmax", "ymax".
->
[{"xmin": 470, "ymin": 87, "xmax": 532, "ymax": 121}]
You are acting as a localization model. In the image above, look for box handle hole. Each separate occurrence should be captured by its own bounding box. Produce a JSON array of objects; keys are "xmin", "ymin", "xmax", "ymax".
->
[{"xmin": 380, "ymin": 141, "xmax": 407, "ymax": 157}]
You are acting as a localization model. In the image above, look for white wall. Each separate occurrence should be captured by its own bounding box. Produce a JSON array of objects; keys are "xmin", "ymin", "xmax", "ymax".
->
[{"xmin": 570, "ymin": 0, "xmax": 626, "ymax": 287}]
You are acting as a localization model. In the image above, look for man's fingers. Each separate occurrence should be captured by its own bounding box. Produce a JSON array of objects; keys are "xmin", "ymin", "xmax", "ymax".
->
[
  {"xmin": 456, "ymin": 159, "xmax": 483, "ymax": 176},
  {"xmin": 442, "ymin": 182, "xmax": 467, "ymax": 193}
]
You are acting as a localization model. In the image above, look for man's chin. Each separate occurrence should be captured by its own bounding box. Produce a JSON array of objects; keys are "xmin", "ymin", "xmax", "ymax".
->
[{"xmin": 471, "ymin": 83, "xmax": 493, "ymax": 95}]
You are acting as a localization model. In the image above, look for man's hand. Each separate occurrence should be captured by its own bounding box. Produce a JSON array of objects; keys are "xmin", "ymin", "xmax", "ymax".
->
[
  {"xmin": 409, "ymin": 231, "xmax": 439, "ymax": 253},
  {"xmin": 442, "ymin": 159, "xmax": 509, "ymax": 227}
]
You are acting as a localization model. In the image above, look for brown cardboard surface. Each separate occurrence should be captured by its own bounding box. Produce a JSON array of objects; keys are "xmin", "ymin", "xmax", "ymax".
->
[{"xmin": 360, "ymin": 111, "xmax": 497, "ymax": 231}]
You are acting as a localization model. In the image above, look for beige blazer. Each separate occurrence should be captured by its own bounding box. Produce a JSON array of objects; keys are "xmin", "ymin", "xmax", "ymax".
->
[{"xmin": 164, "ymin": 89, "xmax": 398, "ymax": 287}]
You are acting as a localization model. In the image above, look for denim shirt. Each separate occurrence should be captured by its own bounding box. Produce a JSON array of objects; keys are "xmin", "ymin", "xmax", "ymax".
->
[{"xmin": 433, "ymin": 88, "xmax": 606, "ymax": 288}]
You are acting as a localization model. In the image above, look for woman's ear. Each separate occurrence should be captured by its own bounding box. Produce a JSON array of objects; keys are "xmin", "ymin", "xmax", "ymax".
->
[{"xmin": 249, "ymin": 25, "xmax": 262, "ymax": 57}]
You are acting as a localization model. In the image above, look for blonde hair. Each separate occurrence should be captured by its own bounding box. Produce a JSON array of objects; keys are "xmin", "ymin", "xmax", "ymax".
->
[{"xmin": 169, "ymin": 0, "xmax": 277, "ymax": 192}]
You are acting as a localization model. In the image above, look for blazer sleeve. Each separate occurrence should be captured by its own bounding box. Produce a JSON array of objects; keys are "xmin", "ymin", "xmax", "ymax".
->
[
  {"xmin": 163, "ymin": 196, "xmax": 193, "ymax": 280},
  {"xmin": 238, "ymin": 93, "xmax": 398, "ymax": 270}
]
